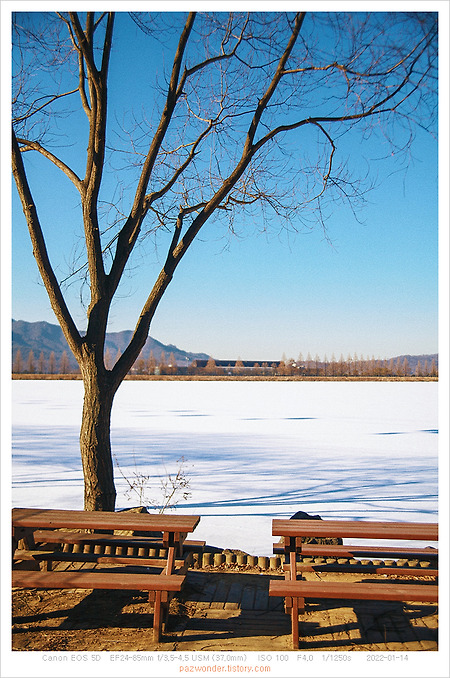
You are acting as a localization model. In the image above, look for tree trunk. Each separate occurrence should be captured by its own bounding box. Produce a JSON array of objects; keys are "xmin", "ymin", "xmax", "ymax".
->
[{"xmin": 79, "ymin": 366, "xmax": 117, "ymax": 511}]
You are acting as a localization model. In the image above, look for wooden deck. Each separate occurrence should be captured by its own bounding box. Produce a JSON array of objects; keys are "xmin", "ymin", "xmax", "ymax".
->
[
  {"xmin": 12, "ymin": 565, "xmax": 438, "ymax": 652},
  {"xmin": 175, "ymin": 570, "xmax": 438, "ymax": 651}
]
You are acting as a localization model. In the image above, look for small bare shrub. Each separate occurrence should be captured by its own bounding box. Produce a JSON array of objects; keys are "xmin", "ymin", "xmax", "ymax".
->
[{"xmin": 114, "ymin": 455, "xmax": 192, "ymax": 513}]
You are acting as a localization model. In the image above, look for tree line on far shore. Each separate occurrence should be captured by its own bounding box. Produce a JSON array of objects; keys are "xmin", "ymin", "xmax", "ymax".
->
[
  {"xmin": 13, "ymin": 349, "xmax": 72, "ymax": 375},
  {"xmin": 12, "ymin": 348, "xmax": 438, "ymax": 378}
]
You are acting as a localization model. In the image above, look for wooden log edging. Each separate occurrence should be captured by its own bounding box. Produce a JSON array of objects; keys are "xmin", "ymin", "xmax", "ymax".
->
[
  {"xmin": 195, "ymin": 549, "xmax": 438, "ymax": 573},
  {"xmin": 37, "ymin": 539, "xmax": 438, "ymax": 573}
]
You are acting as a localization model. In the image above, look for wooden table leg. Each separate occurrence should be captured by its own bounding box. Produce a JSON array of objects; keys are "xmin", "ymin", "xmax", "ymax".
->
[
  {"xmin": 291, "ymin": 596, "xmax": 299, "ymax": 649},
  {"xmin": 289, "ymin": 548, "xmax": 297, "ymax": 579},
  {"xmin": 177, "ymin": 533, "xmax": 187, "ymax": 557},
  {"xmin": 152, "ymin": 590, "xmax": 162, "ymax": 643},
  {"xmin": 166, "ymin": 546, "xmax": 175, "ymax": 575},
  {"xmin": 287, "ymin": 537, "xmax": 303, "ymax": 645}
]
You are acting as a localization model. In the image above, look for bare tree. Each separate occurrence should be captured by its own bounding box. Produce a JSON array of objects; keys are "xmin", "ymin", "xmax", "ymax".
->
[
  {"xmin": 59, "ymin": 350, "xmax": 70, "ymax": 374},
  {"xmin": 26, "ymin": 350, "xmax": 35, "ymax": 374},
  {"xmin": 205, "ymin": 357, "xmax": 218, "ymax": 375},
  {"xmin": 158, "ymin": 351, "xmax": 167, "ymax": 375},
  {"xmin": 13, "ymin": 349, "xmax": 23, "ymax": 374},
  {"xmin": 135, "ymin": 349, "xmax": 146, "ymax": 375},
  {"xmin": 167, "ymin": 352, "xmax": 177, "ymax": 375},
  {"xmin": 147, "ymin": 350, "xmax": 156, "ymax": 375},
  {"xmin": 38, "ymin": 351, "xmax": 46, "ymax": 374},
  {"xmin": 48, "ymin": 351, "xmax": 56, "ymax": 375},
  {"xmin": 430, "ymin": 358, "xmax": 438, "ymax": 377},
  {"xmin": 234, "ymin": 359, "xmax": 245, "ymax": 376},
  {"xmin": 11, "ymin": 11, "xmax": 437, "ymax": 510},
  {"xmin": 402, "ymin": 357, "xmax": 410, "ymax": 376}
]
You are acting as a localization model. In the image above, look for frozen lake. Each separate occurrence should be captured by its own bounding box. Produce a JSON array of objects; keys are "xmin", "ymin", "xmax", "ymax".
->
[{"xmin": 11, "ymin": 380, "xmax": 438, "ymax": 555}]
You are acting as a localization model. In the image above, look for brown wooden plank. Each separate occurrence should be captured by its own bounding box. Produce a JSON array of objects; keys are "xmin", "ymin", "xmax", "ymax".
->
[
  {"xmin": 13, "ymin": 550, "xmax": 189, "ymax": 571},
  {"xmin": 12, "ymin": 508, "xmax": 200, "ymax": 533},
  {"xmin": 34, "ymin": 530, "xmax": 157, "ymax": 544},
  {"xmin": 273, "ymin": 542, "xmax": 438, "ymax": 558},
  {"xmin": 97, "ymin": 556, "xmax": 187, "ymax": 570},
  {"xmin": 12, "ymin": 570, "xmax": 185, "ymax": 592},
  {"xmin": 34, "ymin": 530, "xmax": 205, "ymax": 550},
  {"xmin": 272, "ymin": 519, "xmax": 438, "ymax": 542},
  {"xmin": 14, "ymin": 549, "xmax": 98, "ymax": 563},
  {"xmin": 269, "ymin": 580, "xmax": 438, "ymax": 603}
]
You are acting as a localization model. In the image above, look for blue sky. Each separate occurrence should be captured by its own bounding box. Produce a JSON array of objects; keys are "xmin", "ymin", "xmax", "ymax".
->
[{"xmin": 6, "ymin": 7, "xmax": 447, "ymax": 362}]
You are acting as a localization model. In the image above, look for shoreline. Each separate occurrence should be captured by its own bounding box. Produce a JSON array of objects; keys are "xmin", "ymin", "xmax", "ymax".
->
[{"xmin": 12, "ymin": 374, "xmax": 438, "ymax": 382}]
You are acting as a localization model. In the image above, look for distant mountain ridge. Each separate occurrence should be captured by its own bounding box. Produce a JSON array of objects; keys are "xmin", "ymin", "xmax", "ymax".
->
[
  {"xmin": 12, "ymin": 319, "xmax": 209, "ymax": 370},
  {"xmin": 11, "ymin": 319, "xmax": 438, "ymax": 374}
]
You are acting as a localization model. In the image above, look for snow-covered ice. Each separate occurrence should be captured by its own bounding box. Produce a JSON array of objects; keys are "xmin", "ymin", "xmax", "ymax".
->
[{"xmin": 11, "ymin": 380, "xmax": 438, "ymax": 555}]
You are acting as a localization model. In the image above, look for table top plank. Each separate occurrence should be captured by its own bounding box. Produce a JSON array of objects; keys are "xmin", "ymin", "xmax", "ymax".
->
[
  {"xmin": 272, "ymin": 519, "xmax": 438, "ymax": 542},
  {"xmin": 12, "ymin": 570, "xmax": 184, "ymax": 592},
  {"xmin": 12, "ymin": 508, "xmax": 200, "ymax": 533}
]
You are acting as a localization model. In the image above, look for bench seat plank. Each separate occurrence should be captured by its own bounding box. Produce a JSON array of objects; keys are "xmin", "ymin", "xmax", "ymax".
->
[
  {"xmin": 12, "ymin": 570, "xmax": 184, "ymax": 592},
  {"xmin": 269, "ymin": 579, "xmax": 438, "ymax": 603},
  {"xmin": 13, "ymin": 549, "xmax": 189, "ymax": 572},
  {"xmin": 33, "ymin": 530, "xmax": 205, "ymax": 550}
]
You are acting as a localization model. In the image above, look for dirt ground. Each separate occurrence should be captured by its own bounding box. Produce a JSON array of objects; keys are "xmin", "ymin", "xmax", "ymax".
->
[{"xmin": 11, "ymin": 564, "xmax": 438, "ymax": 653}]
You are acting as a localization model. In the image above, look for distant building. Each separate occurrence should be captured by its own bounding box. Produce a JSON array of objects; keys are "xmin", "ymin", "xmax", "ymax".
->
[{"xmin": 191, "ymin": 359, "xmax": 284, "ymax": 375}]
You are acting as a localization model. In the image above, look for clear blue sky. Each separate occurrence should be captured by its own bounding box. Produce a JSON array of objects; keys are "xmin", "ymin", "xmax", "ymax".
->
[{"xmin": 6, "ymin": 8, "xmax": 446, "ymax": 362}]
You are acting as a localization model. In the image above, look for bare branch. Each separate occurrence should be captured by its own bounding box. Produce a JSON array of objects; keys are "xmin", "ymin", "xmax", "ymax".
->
[
  {"xmin": 11, "ymin": 129, "xmax": 82, "ymax": 359},
  {"xmin": 107, "ymin": 13, "xmax": 197, "ymax": 300},
  {"xmin": 13, "ymin": 87, "xmax": 79, "ymax": 124},
  {"xmin": 16, "ymin": 136, "xmax": 83, "ymax": 192},
  {"xmin": 245, "ymin": 13, "xmax": 306, "ymax": 152},
  {"xmin": 68, "ymin": 12, "xmax": 98, "ymax": 79}
]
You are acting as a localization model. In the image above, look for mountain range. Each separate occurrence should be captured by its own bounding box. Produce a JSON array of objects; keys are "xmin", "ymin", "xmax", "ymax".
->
[
  {"xmin": 11, "ymin": 319, "xmax": 438, "ymax": 375},
  {"xmin": 12, "ymin": 319, "xmax": 209, "ymax": 370}
]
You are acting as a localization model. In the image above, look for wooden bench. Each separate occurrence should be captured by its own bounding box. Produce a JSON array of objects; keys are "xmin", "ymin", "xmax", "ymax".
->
[
  {"xmin": 12, "ymin": 507, "xmax": 201, "ymax": 642},
  {"xmin": 12, "ymin": 570, "xmax": 184, "ymax": 642},
  {"xmin": 269, "ymin": 579, "xmax": 438, "ymax": 648},
  {"xmin": 270, "ymin": 518, "xmax": 438, "ymax": 649}
]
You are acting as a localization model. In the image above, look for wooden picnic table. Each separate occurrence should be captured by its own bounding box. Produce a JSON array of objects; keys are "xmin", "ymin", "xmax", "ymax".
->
[
  {"xmin": 270, "ymin": 517, "xmax": 438, "ymax": 649},
  {"xmin": 272, "ymin": 518, "xmax": 438, "ymax": 580},
  {"xmin": 12, "ymin": 507, "xmax": 201, "ymax": 642},
  {"xmin": 12, "ymin": 507, "xmax": 200, "ymax": 575}
]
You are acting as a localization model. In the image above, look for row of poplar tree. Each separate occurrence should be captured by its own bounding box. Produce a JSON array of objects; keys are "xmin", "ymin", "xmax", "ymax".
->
[
  {"xmin": 13, "ymin": 349, "xmax": 73, "ymax": 375},
  {"xmin": 12, "ymin": 348, "xmax": 438, "ymax": 378},
  {"xmin": 196, "ymin": 356, "xmax": 438, "ymax": 377},
  {"xmin": 274, "ymin": 354, "xmax": 438, "ymax": 378},
  {"xmin": 11, "ymin": 348, "xmax": 179, "ymax": 376}
]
